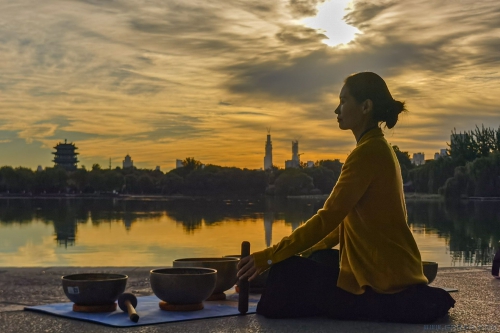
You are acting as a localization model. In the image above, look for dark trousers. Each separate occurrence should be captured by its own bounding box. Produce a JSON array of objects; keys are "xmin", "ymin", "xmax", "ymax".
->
[{"xmin": 256, "ymin": 250, "xmax": 455, "ymax": 323}]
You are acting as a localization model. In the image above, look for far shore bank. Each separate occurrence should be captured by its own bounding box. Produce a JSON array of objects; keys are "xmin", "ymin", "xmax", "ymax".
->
[{"xmin": 1, "ymin": 193, "xmax": 500, "ymax": 201}]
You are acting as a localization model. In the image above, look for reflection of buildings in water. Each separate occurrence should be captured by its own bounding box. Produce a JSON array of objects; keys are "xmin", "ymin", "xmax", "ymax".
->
[
  {"xmin": 54, "ymin": 219, "xmax": 77, "ymax": 248},
  {"xmin": 264, "ymin": 212, "xmax": 274, "ymax": 247},
  {"xmin": 123, "ymin": 215, "xmax": 134, "ymax": 231}
]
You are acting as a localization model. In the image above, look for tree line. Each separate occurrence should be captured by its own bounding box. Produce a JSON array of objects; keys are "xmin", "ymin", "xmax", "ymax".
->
[
  {"xmin": 1, "ymin": 124, "xmax": 498, "ymax": 198},
  {"xmin": 0, "ymin": 157, "xmax": 342, "ymax": 197},
  {"xmin": 407, "ymin": 125, "xmax": 500, "ymax": 199}
]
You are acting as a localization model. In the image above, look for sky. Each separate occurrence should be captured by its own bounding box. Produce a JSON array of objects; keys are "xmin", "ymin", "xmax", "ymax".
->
[{"xmin": 1, "ymin": 0, "xmax": 499, "ymax": 171}]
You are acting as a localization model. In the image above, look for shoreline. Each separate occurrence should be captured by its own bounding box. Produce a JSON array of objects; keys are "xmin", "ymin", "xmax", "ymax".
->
[{"xmin": 1, "ymin": 193, "xmax": 500, "ymax": 201}]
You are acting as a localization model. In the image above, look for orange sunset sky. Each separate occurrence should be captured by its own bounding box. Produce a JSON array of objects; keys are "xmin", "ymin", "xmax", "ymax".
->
[{"xmin": 1, "ymin": 0, "xmax": 499, "ymax": 171}]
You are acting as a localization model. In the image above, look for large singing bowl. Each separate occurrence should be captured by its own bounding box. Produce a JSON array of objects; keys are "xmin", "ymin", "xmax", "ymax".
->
[
  {"xmin": 422, "ymin": 261, "xmax": 438, "ymax": 284},
  {"xmin": 173, "ymin": 258, "xmax": 238, "ymax": 294},
  {"xmin": 61, "ymin": 273, "xmax": 128, "ymax": 305},
  {"xmin": 150, "ymin": 268, "xmax": 217, "ymax": 304}
]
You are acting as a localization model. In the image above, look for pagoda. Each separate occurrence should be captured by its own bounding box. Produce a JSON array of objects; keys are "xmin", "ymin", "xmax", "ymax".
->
[{"xmin": 52, "ymin": 139, "xmax": 79, "ymax": 171}]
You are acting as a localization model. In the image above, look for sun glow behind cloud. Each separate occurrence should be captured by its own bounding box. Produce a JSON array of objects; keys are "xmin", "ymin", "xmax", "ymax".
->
[{"xmin": 302, "ymin": 0, "xmax": 360, "ymax": 46}]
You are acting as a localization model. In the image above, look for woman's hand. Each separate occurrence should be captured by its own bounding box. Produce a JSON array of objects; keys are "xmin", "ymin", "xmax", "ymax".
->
[{"xmin": 237, "ymin": 255, "xmax": 261, "ymax": 282}]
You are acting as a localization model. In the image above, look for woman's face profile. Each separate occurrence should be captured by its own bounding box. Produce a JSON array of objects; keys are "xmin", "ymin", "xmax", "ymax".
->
[{"xmin": 335, "ymin": 85, "xmax": 364, "ymax": 131}]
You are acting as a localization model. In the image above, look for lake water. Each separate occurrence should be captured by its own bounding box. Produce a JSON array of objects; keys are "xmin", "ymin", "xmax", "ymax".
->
[{"xmin": 0, "ymin": 197, "xmax": 499, "ymax": 268}]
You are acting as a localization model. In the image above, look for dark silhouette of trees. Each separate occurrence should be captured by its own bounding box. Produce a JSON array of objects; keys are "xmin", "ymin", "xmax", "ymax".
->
[
  {"xmin": 274, "ymin": 169, "xmax": 314, "ymax": 196},
  {"xmin": 408, "ymin": 124, "xmax": 500, "ymax": 198},
  {"xmin": 392, "ymin": 145, "xmax": 413, "ymax": 183}
]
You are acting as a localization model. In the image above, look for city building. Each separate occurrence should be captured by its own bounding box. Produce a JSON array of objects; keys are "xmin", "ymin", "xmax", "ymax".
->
[
  {"xmin": 412, "ymin": 152, "xmax": 425, "ymax": 166},
  {"xmin": 264, "ymin": 130, "xmax": 273, "ymax": 170},
  {"xmin": 433, "ymin": 148, "xmax": 448, "ymax": 160},
  {"xmin": 307, "ymin": 161, "xmax": 314, "ymax": 168},
  {"xmin": 123, "ymin": 154, "xmax": 133, "ymax": 169},
  {"xmin": 285, "ymin": 140, "xmax": 300, "ymax": 169},
  {"xmin": 36, "ymin": 165, "xmax": 43, "ymax": 172},
  {"xmin": 434, "ymin": 148, "xmax": 448, "ymax": 160},
  {"xmin": 176, "ymin": 159, "xmax": 183, "ymax": 168},
  {"xmin": 52, "ymin": 139, "xmax": 79, "ymax": 171},
  {"xmin": 155, "ymin": 166, "xmax": 161, "ymax": 171}
]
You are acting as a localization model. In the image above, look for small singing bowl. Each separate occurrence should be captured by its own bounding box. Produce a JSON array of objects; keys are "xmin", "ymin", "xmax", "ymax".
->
[
  {"xmin": 173, "ymin": 258, "xmax": 238, "ymax": 294},
  {"xmin": 150, "ymin": 268, "xmax": 217, "ymax": 304},
  {"xmin": 422, "ymin": 261, "xmax": 438, "ymax": 284},
  {"xmin": 61, "ymin": 273, "xmax": 128, "ymax": 305}
]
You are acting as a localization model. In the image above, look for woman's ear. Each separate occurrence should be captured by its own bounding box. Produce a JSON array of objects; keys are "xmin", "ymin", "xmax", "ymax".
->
[{"xmin": 362, "ymin": 99, "xmax": 373, "ymax": 114}]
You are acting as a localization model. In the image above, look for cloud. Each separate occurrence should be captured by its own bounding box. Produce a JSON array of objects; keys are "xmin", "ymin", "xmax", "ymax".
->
[
  {"xmin": 288, "ymin": 0, "xmax": 327, "ymax": 18},
  {"xmin": 1, "ymin": 0, "xmax": 500, "ymax": 170},
  {"xmin": 343, "ymin": 1, "xmax": 396, "ymax": 29},
  {"xmin": 18, "ymin": 124, "xmax": 58, "ymax": 144},
  {"xmin": 275, "ymin": 25, "xmax": 327, "ymax": 45}
]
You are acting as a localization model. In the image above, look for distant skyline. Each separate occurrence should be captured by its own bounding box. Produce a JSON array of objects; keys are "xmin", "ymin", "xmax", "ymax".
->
[{"xmin": 1, "ymin": 0, "xmax": 499, "ymax": 170}]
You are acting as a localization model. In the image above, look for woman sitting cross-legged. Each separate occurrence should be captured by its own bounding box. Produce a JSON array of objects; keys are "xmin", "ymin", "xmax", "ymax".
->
[{"xmin": 237, "ymin": 72, "xmax": 455, "ymax": 323}]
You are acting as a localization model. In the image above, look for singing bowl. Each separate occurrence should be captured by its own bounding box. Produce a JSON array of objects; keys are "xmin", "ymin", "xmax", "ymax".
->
[
  {"xmin": 422, "ymin": 261, "xmax": 438, "ymax": 284},
  {"xmin": 150, "ymin": 268, "xmax": 217, "ymax": 304},
  {"xmin": 61, "ymin": 273, "xmax": 128, "ymax": 305},
  {"xmin": 173, "ymin": 258, "xmax": 238, "ymax": 294}
]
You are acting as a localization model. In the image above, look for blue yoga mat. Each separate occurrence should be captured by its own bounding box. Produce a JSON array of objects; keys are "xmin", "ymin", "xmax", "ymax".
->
[{"xmin": 25, "ymin": 288, "xmax": 260, "ymax": 327}]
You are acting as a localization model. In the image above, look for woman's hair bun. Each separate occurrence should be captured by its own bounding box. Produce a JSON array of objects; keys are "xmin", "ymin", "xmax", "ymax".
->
[{"xmin": 385, "ymin": 100, "xmax": 406, "ymax": 129}]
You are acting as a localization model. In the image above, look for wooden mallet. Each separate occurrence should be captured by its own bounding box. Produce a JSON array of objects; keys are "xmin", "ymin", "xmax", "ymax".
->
[
  {"xmin": 238, "ymin": 241, "xmax": 250, "ymax": 314},
  {"xmin": 118, "ymin": 293, "xmax": 139, "ymax": 323}
]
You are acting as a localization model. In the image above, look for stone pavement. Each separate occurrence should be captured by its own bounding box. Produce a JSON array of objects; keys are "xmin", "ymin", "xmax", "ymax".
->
[{"xmin": 0, "ymin": 266, "xmax": 499, "ymax": 333}]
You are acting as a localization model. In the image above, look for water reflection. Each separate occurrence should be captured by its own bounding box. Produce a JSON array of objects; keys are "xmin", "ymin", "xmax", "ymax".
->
[
  {"xmin": 407, "ymin": 200, "xmax": 500, "ymax": 266},
  {"xmin": 0, "ymin": 197, "xmax": 499, "ymax": 267}
]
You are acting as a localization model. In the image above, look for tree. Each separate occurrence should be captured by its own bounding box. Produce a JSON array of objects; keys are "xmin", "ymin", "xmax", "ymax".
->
[
  {"xmin": 182, "ymin": 158, "xmax": 203, "ymax": 172},
  {"xmin": 161, "ymin": 173, "xmax": 184, "ymax": 194},
  {"xmin": 138, "ymin": 174, "xmax": 155, "ymax": 193},
  {"xmin": 467, "ymin": 152, "xmax": 500, "ymax": 197},
  {"xmin": 392, "ymin": 145, "xmax": 413, "ymax": 183},
  {"xmin": 392, "ymin": 146, "xmax": 412, "ymax": 170},
  {"xmin": 315, "ymin": 159, "xmax": 343, "ymax": 175},
  {"xmin": 274, "ymin": 169, "xmax": 314, "ymax": 196},
  {"xmin": 448, "ymin": 125, "xmax": 497, "ymax": 163},
  {"xmin": 303, "ymin": 166, "xmax": 337, "ymax": 194}
]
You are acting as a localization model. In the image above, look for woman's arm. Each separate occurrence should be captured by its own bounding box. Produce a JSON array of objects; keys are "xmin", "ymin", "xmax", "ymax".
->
[
  {"xmin": 300, "ymin": 225, "xmax": 341, "ymax": 258},
  {"xmin": 252, "ymin": 147, "xmax": 375, "ymax": 271}
]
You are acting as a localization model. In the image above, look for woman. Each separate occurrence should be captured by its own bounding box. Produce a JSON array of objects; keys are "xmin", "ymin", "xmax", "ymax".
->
[{"xmin": 237, "ymin": 72, "xmax": 455, "ymax": 323}]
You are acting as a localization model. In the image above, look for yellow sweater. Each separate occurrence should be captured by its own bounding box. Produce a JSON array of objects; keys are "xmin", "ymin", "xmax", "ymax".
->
[{"xmin": 253, "ymin": 127, "xmax": 428, "ymax": 295}]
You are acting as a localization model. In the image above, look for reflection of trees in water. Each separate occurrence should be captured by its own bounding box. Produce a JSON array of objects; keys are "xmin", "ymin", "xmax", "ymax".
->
[
  {"xmin": 0, "ymin": 199, "xmax": 164, "ymax": 245},
  {"xmin": 266, "ymin": 196, "xmax": 323, "ymax": 230},
  {"xmin": 3, "ymin": 197, "xmax": 499, "ymax": 263},
  {"xmin": 163, "ymin": 198, "xmax": 266, "ymax": 233},
  {"xmin": 407, "ymin": 200, "xmax": 500, "ymax": 266}
]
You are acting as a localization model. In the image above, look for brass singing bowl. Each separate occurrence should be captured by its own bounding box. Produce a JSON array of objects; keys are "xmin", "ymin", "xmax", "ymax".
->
[
  {"xmin": 150, "ymin": 267, "xmax": 217, "ymax": 304},
  {"xmin": 173, "ymin": 258, "xmax": 238, "ymax": 294},
  {"xmin": 61, "ymin": 273, "xmax": 128, "ymax": 306}
]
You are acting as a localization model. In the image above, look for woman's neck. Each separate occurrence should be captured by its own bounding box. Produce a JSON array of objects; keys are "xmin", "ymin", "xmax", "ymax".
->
[{"xmin": 355, "ymin": 124, "xmax": 379, "ymax": 143}]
